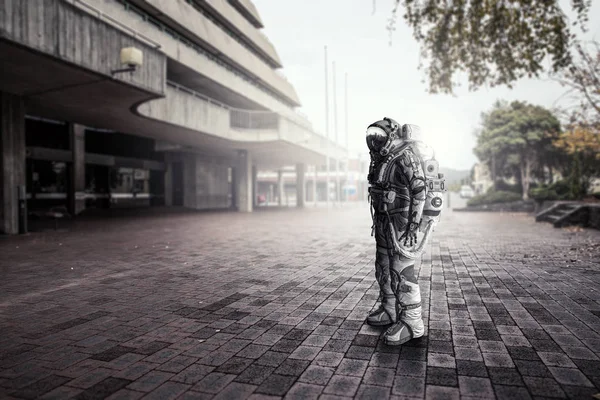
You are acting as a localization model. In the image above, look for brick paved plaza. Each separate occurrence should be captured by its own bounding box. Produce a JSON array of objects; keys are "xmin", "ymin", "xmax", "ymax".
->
[{"xmin": 1, "ymin": 206, "xmax": 599, "ymax": 399}]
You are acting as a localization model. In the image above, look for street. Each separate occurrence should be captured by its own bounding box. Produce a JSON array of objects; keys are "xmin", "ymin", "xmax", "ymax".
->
[{"xmin": 0, "ymin": 206, "xmax": 599, "ymax": 399}]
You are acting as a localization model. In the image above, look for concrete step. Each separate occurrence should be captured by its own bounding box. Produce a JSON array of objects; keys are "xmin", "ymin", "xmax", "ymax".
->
[{"xmin": 555, "ymin": 209, "xmax": 572, "ymax": 215}]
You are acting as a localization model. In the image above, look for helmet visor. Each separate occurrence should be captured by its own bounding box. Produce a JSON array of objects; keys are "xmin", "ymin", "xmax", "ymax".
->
[{"xmin": 366, "ymin": 126, "xmax": 388, "ymax": 152}]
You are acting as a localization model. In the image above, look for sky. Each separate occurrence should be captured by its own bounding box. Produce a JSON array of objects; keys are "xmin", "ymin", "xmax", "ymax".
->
[{"xmin": 253, "ymin": 0, "xmax": 600, "ymax": 170}]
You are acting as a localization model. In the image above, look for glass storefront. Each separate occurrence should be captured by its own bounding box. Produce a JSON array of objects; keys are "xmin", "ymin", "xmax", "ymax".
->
[{"xmin": 27, "ymin": 159, "xmax": 69, "ymax": 210}]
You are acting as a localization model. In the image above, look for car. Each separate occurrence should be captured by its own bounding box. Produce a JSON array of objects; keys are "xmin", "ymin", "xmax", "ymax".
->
[{"xmin": 459, "ymin": 185, "xmax": 474, "ymax": 198}]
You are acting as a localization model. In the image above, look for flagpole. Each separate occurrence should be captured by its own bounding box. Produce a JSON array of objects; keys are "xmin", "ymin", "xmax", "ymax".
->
[
  {"xmin": 333, "ymin": 60, "xmax": 340, "ymax": 206},
  {"xmin": 324, "ymin": 45, "xmax": 330, "ymax": 208}
]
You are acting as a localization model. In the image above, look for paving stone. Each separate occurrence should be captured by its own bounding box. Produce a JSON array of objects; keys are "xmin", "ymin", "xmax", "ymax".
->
[
  {"xmin": 363, "ymin": 366, "xmax": 395, "ymax": 387},
  {"xmin": 323, "ymin": 375, "xmax": 361, "ymax": 397},
  {"xmin": 74, "ymin": 377, "xmax": 132, "ymax": 400},
  {"xmin": 212, "ymin": 382, "xmax": 256, "ymax": 400},
  {"xmin": 456, "ymin": 360, "xmax": 488, "ymax": 378},
  {"xmin": 215, "ymin": 357, "xmax": 254, "ymax": 375},
  {"xmin": 125, "ymin": 371, "xmax": 172, "ymax": 393},
  {"xmin": 458, "ymin": 376, "xmax": 494, "ymax": 398},
  {"xmin": 427, "ymin": 353, "xmax": 456, "ymax": 369},
  {"xmin": 488, "ymin": 367, "xmax": 524, "ymax": 386},
  {"xmin": 255, "ymin": 374, "xmax": 296, "ymax": 396},
  {"xmin": 482, "ymin": 352, "xmax": 515, "ymax": 368},
  {"xmin": 274, "ymin": 359, "xmax": 310, "ymax": 377},
  {"xmin": 548, "ymin": 367, "xmax": 594, "ymax": 387},
  {"xmin": 314, "ymin": 351, "xmax": 344, "ymax": 367},
  {"xmin": 322, "ymin": 339, "xmax": 351, "ymax": 353},
  {"xmin": 424, "ymin": 385, "xmax": 460, "ymax": 399},
  {"xmin": 141, "ymin": 382, "xmax": 190, "ymax": 400},
  {"xmin": 335, "ymin": 358, "xmax": 368, "ymax": 377},
  {"xmin": 391, "ymin": 375, "xmax": 424, "ymax": 397},
  {"xmin": 355, "ymin": 384, "xmax": 390, "ymax": 399},
  {"xmin": 104, "ymin": 388, "xmax": 145, "ymax": 400},
  {"xmin": 234, "ymin": 365, "xmax": 275, "ymax": 385},
  {"xmin": 523, "ymin": 376, "xmax": 566, "ymax": 398},
  {"xmin": 288, "ymin": 346, "xmax": 320, "ymax": 361},
  {"xmin": 38, "ymin": 385, "xmax": 84, "ymax": 400},
  {"xmin": 255, "ymin": 351, "xmax": 288, "ymax": 368},
  {"xmin": 538, "ymin": 352, "xmax": 577, "ymax": 368},
  {"xmin": 298, "ymin": 365, "xmax": 334, "ymax": 385},
  {"xmin": 10, "ymin": 374, "xmax": 71, "ymax": 399},
  {"xmin": 191, "ymin": 372, "xmax": 236, "ymax": 394},
  {"xmin": 171, "ymin": 364, "xmax": 215, "ymax": 385},
  {"xmin": 513, "ymin": 360, "xmax": 553, "ymax": 378},
  {"xmin": 454, "ymin": 347, "xmax": 483, "ymax": 362},
  {"xmin": 426, "ymin": 367, "xmax": 458, "ymax": 387},
  {"xmin": 284, "ymin": 382, "xmax": 323, "ymax": 399},
  {"xmin": 236, "ymin": 345, "xmax": 270, "ymax": 360},
  {"xmin": 345, "ymin": 345, "xmax": 374, "ymax": 361},
  {"xmin": 493, "ymin": 384, "xmax": 532, "ymax": 400}
]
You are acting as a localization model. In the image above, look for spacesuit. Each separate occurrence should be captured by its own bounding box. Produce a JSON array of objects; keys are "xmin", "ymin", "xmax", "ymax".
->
[{"xmin": 365, "ymin": 118, "xmax": 445, "ymax": 346}]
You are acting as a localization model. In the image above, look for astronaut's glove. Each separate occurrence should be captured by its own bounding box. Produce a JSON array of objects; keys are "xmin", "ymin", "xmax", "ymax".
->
[{"xmin": 400, "ymin": 222, "xmax": 420, "ymax": 247}]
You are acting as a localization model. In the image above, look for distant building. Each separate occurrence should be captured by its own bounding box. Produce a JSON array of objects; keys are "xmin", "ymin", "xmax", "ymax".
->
[
  {"xmin": 255, "ymin": 152, "xmax": 370, "ymax": 206},
  {"xmin": 472, "ymin": 163, "xmax": 493, "ymax": 195}
]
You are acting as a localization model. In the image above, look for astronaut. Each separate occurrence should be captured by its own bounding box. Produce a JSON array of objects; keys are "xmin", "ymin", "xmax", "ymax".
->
[{"xmin": 365, "ymin": 118, "xmax": 445, "ymax": 346}]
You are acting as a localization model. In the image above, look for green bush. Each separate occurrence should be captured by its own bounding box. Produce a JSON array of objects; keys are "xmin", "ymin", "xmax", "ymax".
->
[
  {"xmin": 530, "ymin": 187, "xmax": 558, "ymax": 201},
  {"xmin": 549, "ymin": 180, "xmax": 571, "ymax": 197},
  {"xmin": 493, "ymin": 180, "xmax": 522, "ymax": 194},
  {"xmin": 467, "ymin": 190, "xmax": 522, "ymax": 207},
  {"xmin": 530, "ymin": 180, "xmax": 574, "ymax": 201}
]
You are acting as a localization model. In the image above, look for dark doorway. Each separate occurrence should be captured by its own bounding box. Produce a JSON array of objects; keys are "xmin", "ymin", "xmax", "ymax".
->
[
  {"xmin": 149, "ymin": 170, "xmax": 165, "ymax": 206},
  {"xmin": 172, "ymin": 162, "xmax": 184, "ymax": 206},
  {"xmin": 85, "ymin": 165, "xmax": 110, "ymax": 209}
]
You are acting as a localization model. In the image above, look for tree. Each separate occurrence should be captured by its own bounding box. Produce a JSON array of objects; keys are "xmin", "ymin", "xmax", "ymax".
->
[
  {"xmin": 473, "ymin": 101, "xmax": 562, "ymax": 200},
  {"xmin": 375, "ymin": 0, "xmax": 591, "ymax": 94},
  {"xmin": 554, "ymin": 123, "xmax": 600, "ymax": 197},
  {"xmin": 553, "ymin": 41, "xmax": 600, "ymax": 121}
]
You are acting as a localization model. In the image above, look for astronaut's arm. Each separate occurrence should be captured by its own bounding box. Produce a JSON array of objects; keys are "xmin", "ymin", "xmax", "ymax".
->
[{"xmin": 398, "ymin": 150, "xmax": 427, "ymax": 245}]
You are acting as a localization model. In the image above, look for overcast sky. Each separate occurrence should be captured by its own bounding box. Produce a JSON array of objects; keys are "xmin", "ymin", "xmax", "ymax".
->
[{"xmin": 253, "ymin": 0, "xmax": 600, "ymax": 170}]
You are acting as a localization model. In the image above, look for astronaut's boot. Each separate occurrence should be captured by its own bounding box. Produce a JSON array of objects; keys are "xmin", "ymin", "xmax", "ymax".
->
[
  {"xmin": 384, "ymin": 264, "xmax": 424, "ymax": 346},
  {"xmin": 367, "ymin": 249, "xmax": 397, "ymax": 326},
  {"xmin": 367, "ymin": 293, "xmax": 397, "ymax": 326}
]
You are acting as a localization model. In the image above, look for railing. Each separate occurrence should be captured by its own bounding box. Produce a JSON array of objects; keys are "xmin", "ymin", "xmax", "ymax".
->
[
  {"xmin": 231, "ymin": 110, "xmax": 279, "ymax": 129},
  {"xmin": 67, "ymin": 0, "xmax": 162, "ymax": 49},
  {"xmin": 167, "ymin": 81, "xmax": 229, "ymax": 110}
]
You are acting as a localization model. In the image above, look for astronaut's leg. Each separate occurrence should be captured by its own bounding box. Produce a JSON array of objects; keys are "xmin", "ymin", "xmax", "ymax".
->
[
  {"xmin": 367, "ymin": 219, "xmax": 397, "ymax": 326},
  {"xmin": 384, "ymin": 256, "xmax": 424, "ymax": 345}
]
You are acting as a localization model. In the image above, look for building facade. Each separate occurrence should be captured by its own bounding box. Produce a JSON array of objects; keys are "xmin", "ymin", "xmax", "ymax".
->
[{"xmin": 0, "ymin": 0, "xmax": 345, "ymax": 234}]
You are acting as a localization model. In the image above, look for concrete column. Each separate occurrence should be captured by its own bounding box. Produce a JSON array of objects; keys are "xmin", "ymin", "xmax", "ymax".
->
[
  {"xmin": 296, "ymin": 163, "xmax": 306, "ymax": 208},
  {"xmin": 277, "ymin": 169, "xmax": 284, "ymax": 207},
  {"xmin": 164, "ymin": 161, "xmax": 173, "ymax": 206},
  {"xmin": 252, "ymin": 165, "xmax": 258, "ymax": 207},
  {"xmin": 236, "ymin": 150, "xmax": 252, "ymax": 212},
  {"xmin": 69, "ymin": 123, "xmax": 86, "ymax": 216},
  {"xmin": 183, "ymin": 153, "xmax": 197, "ymax": 209},
  {"xmin": 0, "ymin": 92, "xmax": 25, "ymax": 235}
]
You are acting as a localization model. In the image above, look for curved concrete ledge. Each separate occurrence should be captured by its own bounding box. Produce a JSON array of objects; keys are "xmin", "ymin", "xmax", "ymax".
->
[{"xmin": 135, "ymin": 83, "xmax": 348, "ymax": 163}]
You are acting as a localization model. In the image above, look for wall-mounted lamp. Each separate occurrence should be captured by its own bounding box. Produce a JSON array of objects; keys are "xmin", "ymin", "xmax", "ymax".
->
[{"xmin": 111, "ymin": 47, "xmax": 143, "ymax": 75}]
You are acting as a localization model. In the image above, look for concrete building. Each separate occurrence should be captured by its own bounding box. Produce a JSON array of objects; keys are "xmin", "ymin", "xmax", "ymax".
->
[
  {"xmin": 0, "ymin": 0, "xmax": 345, "ymax": 234},
  {"xmin": 472, "ymin": 162, "xmax": 493, "ymax": 195}
]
